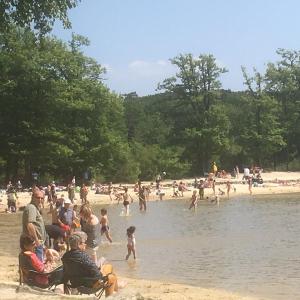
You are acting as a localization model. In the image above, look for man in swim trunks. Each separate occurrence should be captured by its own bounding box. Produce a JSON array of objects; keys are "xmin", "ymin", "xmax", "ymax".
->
[{"xmin": 122, "ymin": 187, "xmax": 133, "ymax": 215}]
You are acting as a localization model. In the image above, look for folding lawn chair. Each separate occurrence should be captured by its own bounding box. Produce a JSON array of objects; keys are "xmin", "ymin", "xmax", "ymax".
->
[
  {"xmin": 19, "ymin": 253, "xmax": 63, "ymax": 291},
  {"xmin": 64, "ymin": 274, "xmax": 112, "ymax": 299}
]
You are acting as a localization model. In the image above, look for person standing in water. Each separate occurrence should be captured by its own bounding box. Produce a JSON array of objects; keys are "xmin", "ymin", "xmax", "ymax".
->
[
  {"xmin": 125, "ymin": 226, "xmax": 136, "ymax": 260},
  {"xmin": 226, "ymin": 181, "xmax": 231, "ymax": 198},
  {"xmin": 138, "ymin": 182, "xmax": 146, "ymax": 211},
  {"xmin": 100, "ymin": 208, "xmax": 113, "ymax": 243},
  {"xmin": 189, "ymin": 190, "xmax": 198, "ymax": 210},
  {"xmin": 212, "ymin": 179, "xmax": 216, "ymax": 195},
  {"xmin": 248, "ymin": 177, "xmax": 253, "ymax": 195},
  {"xmin": 123, "ymin": 187, "xmax": 133, "ymax": 215},
  {"xmin": 80, "ymin": 205, "xmax": 101, "ymax": 263}
]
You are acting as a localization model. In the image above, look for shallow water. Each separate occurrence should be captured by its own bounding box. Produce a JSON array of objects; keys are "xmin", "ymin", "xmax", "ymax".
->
[
  {"xmin": 2, "ymin": 194, "xmax": 300, "ymax": 299},
  {"xmin": 94, "ymin": 194, "xmax": 300, "ymax": 300}
]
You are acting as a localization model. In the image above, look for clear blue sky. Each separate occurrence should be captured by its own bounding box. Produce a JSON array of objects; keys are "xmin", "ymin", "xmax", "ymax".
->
[{"xmin": 53, "ymin": 0, "xmax": 300, "ymax": 96}]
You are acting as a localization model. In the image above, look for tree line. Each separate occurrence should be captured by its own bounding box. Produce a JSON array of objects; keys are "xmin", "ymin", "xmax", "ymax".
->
[
  {"xmin": 123, "ymin": 50, "xmax": 300, "ymax": 179},
  {"xmin": 0, "ymin": 1, "xmax": 300, "ymax": 185}
]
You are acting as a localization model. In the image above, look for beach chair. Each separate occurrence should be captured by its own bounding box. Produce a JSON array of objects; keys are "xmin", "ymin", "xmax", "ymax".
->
[
  {"xmin": 64, "ymin": 275, "xmax": 112, "ymax": 299},
  {"xmin": 19, "ymin": 253, "xmax": 63, "ymax": 291}
]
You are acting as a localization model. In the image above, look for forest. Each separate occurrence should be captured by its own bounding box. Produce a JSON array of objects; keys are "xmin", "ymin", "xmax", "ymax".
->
[{"xmin": 1, "ymin": 1, "xmax": 300, "ymax": 185}]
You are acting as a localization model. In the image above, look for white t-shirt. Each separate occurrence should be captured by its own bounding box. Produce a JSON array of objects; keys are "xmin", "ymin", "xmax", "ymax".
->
[{"xmin": 244, "ymin": 168, "xmax": 250, "ymax": 176}]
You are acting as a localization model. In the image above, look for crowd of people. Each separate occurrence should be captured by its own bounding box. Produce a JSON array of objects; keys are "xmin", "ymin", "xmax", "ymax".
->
[
  {"xmin": 17, "ymin": 181, "xmax": 134, "ymax": 297},
  {"xmin": 3, "ymin": 164, "xmax": 266, "ymax": 296}
]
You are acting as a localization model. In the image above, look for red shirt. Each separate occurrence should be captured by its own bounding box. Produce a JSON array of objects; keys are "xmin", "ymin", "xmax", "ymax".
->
[{"xmin": 23, "ymin": 251, "xmax": 48, "ymax": 286}]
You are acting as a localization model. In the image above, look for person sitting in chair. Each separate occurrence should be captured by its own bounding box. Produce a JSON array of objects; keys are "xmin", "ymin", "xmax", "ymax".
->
[
  {"xmin": 19, "ymin": 234, "xmax": 63, "ymax": 288},
  {"xmin": 62, "ymin": 231, "xmax": 118, "ymax": 297}
]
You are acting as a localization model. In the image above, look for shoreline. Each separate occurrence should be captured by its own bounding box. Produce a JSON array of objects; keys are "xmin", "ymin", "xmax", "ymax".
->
[
  {"xmin": 0, "ymin": 279, "xmax": 262, "ymax": 300},
  {"xmin": 1, "ymin": 171, "xmax": 300, "ymax": 299},
  {"xmin": 1, "ymin": 172, "xmax": 300, "ymax": 210}
]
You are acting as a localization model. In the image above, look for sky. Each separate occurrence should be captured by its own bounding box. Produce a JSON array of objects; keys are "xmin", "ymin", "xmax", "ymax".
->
[{"xmin": 53, "ymin": 0, "xmax": 300, "ymax": 96}]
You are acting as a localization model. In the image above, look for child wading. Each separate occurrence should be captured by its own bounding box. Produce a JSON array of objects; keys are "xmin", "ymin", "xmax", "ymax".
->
[
  {"xmin": 189, "ymin": 190, "xmax": 198, "ymax": 210},
  {"xmin": 126, "ymin": 226, "xmax": 136, "ymax": 260},
  {"xmin": 100, "ymin": 208, "xmax": 113, "ymax": 243}
]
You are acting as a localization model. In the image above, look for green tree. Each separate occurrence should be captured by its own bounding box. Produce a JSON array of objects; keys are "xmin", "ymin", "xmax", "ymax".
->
[
  {"xmin": 0, "ymin": 0, "xmax": 80, "ymax": 34},
  {"xmin": 265, "ymin": 49, "xmax": 300, "ymax": 169},
  {"xmin": 159, "ymin": 53, "xmax": 229, "ymax": 174},
  {"xmin": 241, "ymin": 67, "xmax": 285, "ymax": 166},
  {"xmin": 0, "ymin": 28, "xmax": 137, "ymax": 184}
]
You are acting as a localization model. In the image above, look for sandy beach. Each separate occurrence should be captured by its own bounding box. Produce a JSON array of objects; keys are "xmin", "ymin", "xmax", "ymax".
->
[{"xmin": 1, "ymin": 171, "xmax": 300, "ymax": 300}]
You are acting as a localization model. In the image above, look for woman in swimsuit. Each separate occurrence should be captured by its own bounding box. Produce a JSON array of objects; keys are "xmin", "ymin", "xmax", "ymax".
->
[{"xmin": 80, "ymin": 204, "xmax": 101, "ymax": 263}]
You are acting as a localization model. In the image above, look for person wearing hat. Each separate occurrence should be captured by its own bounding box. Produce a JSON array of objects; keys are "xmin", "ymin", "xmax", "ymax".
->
[{"xmin": 58, "ymin": 198, "xmax": 74, "ymax": 233}]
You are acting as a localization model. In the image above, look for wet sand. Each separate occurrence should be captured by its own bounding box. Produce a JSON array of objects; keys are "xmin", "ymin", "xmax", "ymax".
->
[{"xmin": 1, "ymin": 171, "xmax": 300, "ymax": 299}]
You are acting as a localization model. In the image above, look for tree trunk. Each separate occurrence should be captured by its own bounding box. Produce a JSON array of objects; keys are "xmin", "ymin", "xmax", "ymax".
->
[
  {"xmin": 286, "ymin": 148, "xmax": 289, "ymax": 171},
  {"xmin": 273, "ymin": 155, "xmax": 277, "ymax": 171}
]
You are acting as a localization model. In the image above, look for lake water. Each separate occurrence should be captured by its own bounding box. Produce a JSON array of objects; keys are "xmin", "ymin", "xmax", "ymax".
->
[{"xmin": 93, "ymin": 194, "xmax": 300, "ymax": 300}]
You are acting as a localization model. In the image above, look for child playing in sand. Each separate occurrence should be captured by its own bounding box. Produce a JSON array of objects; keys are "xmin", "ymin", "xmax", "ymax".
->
[
  {"xmin": 126, "ymin": 226, "xmax": 136, "ymax": 260},
  {"xmin": 189, "ymin": 190, "xmax": 198, "ymax": 210},
  {"xmin": 100, "ymin": 208, "xmax": 113, "ymax": 243}
]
